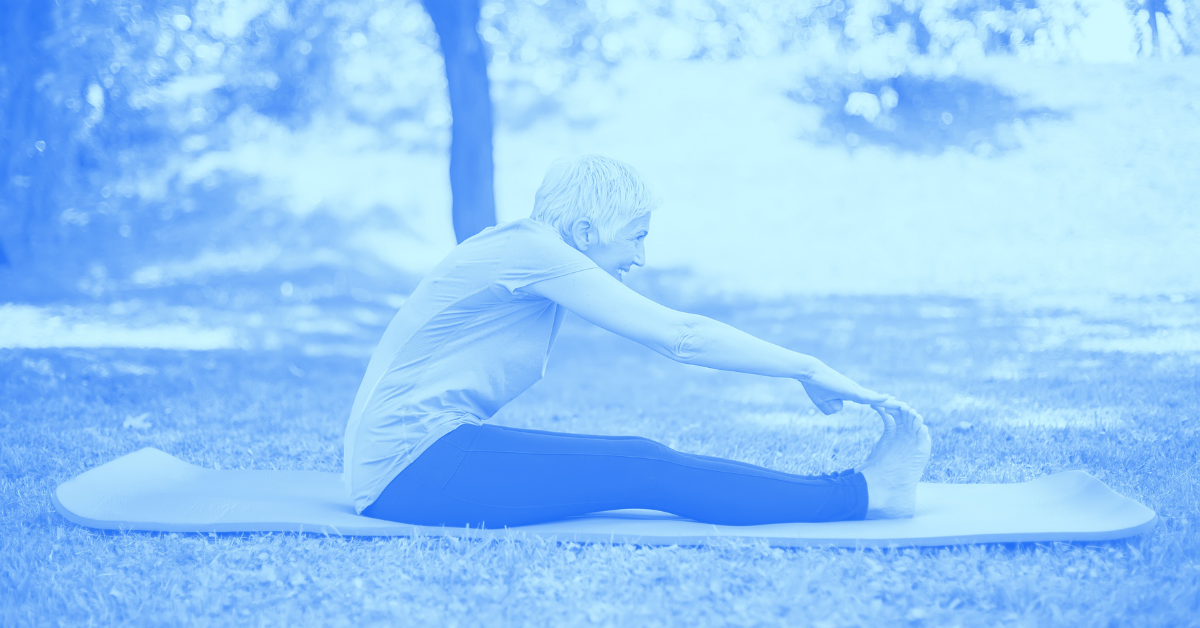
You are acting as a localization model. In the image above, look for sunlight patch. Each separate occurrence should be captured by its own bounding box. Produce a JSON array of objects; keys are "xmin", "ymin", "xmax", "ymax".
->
[
  {"xmin": 738, "ymin": 405, "xmax": 879, "ymax": 431},
  {"xmin": 0, "ymin": 305, "xmax": 238, "ymax": 350},
  {"xmin": 131, "ymin": 245, "xmax": 284, "ymax": 286},
  {"xmin": 738, "ymin": 411, "xmax": 807, "ymax": 428},
  {"xmin": 942, "ymin": 395, "xmax": 1128, "ymax": 429},
  {"xmin": 1081, "ymin": 330, "xmax": 1200, "ymax": 354},
  {"xmin": 998, "ymin": 407, "xmax": 1128, "ymax": 429},
  {"xmin": 724, "ymin": 379, "xmax": 809, "ymax": 407},
  {"xmin": 302, "ymin": 342, "xmax": 373, "ymax": 357}
]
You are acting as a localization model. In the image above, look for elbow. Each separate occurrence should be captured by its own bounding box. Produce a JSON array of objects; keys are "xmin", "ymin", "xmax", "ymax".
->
[{"xmin": 665, "ymin": 318, "xmax": 705, "ymax": 364}]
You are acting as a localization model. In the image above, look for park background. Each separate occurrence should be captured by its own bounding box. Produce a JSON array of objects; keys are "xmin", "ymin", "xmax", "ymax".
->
[{"xmin": 2, "ymin": 0, "xmax": 1199, "ymax": 625}]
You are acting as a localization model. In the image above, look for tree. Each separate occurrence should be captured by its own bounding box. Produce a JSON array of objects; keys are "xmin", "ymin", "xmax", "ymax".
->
[
  {"xmin": 0, "ymin": 0, "xmax": 112, "ymax": 295},
  {"xmin": 420, "ymin": 0, "xmax": 497, "ymax": 244},
  {"xmin": 0, "ymin": 1, "xmax": 56, "ymax": 272}
]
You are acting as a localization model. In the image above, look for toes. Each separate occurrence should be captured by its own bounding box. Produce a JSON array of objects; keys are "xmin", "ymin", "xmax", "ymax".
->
[
  {"xmin": 887, "ymin": 406, "xmax": 915, "ymax": 432},
  {"xmin": 901, "ymin": 406, "xmax": 924, "ymax": 432},
  {"xmin": 874, "ymin": 406, "xmax": 896, "ymax": 433}
]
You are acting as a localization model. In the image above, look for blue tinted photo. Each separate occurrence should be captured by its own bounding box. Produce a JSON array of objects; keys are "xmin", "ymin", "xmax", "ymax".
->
[{"xmin": 1, "ymin": 0, "xmax": 1195, "ymax": 625}]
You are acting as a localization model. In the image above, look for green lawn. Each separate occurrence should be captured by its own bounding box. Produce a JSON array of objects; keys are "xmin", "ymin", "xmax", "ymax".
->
[{"xmin": 2, "ymin": 295, "xmax": 1197, "ymax": 626}]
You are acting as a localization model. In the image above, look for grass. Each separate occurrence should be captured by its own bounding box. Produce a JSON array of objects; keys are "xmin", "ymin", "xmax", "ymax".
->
[{"xmin": 2, "ymin": 294, "xmax": 1198, "ymax": 626}]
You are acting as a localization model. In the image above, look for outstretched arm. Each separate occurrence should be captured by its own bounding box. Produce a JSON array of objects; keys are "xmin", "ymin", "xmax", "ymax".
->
[{"xmin": 523, "ymin": 267, "xmax": 894, "ymax": 413}]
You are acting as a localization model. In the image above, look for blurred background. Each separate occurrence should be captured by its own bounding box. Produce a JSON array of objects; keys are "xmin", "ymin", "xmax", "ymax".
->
[
  {"xmin": 2, "ymin": 0, "xmax": 1198, "ymax": 354},
  {"xmin": 5, "ymin": 4, "xmax": 1199, "ymax": 622}
]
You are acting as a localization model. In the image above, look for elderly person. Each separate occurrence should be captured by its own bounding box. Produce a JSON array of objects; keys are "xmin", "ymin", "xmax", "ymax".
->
[{"xmin": 344, "ymin": 155, "xmax": 930, "ymax": 528}]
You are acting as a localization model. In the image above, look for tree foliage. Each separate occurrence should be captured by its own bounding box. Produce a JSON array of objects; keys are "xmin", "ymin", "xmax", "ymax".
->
[{"xmin": 0, "ymin": 0, "xmax": 1191, "ymax": 300}]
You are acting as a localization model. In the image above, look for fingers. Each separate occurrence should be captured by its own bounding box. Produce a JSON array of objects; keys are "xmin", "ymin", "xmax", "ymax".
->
[
  {"xmin": 802, "ymin": 375, "xmax": 922, "ymax": 424},
  {"xmin": 854, "ymin": 388, "xmax": 925, "ymax": 430},
  {"xmin": 857, "ymin": 388, "xmax": 890, "ymax": 405},
  {"xmin": 875, "ymin": 401, "xmax": 924, "ymax": 431},
  {"xmin": 875, "ymin": 395, "xmax": 904, "ymax": 410},
  {"xmin": 806, "ymin": 368, "xmax": 887, "ymax": 407},
  {"xmin": 845, "ymin": 380, "xmax": 891, "ymax": 407}
]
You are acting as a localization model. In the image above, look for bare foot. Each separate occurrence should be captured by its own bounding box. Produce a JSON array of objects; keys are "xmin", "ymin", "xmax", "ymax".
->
[
  {"xmin": 853, "ymin": 397, "xmax": 914, "ymax": 473},
  {"xmin": 854, "ymin": 397, "xmax": 903, "ymax": 473},
  {"xmin": 858, "ymin": 404, "xmax": 931, "ymax": 519}
]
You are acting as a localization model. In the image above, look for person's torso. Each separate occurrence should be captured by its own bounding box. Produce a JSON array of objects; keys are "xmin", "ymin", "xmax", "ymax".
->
[{"xmin": 341, "ymin": 218, "xmax": 597, "ymax": 511}]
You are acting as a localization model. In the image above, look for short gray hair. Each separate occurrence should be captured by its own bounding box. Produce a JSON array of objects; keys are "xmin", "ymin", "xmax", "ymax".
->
[{"xmin": 530, "ymin": 155, "xmax": 657, "ymax": 244}]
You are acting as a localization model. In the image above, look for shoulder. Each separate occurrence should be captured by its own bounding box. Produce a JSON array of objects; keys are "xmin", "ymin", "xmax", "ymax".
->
[
  {"xmin": 464, "ymin": 218, "xmax": 585, "ymax": 261},
  {"xmin": 494, "ymin": 218, "xmax": 569, "ymax": 247},
  {"xmin": 462, "ymin": 219, "xmax": 597, "ymax": 296}
]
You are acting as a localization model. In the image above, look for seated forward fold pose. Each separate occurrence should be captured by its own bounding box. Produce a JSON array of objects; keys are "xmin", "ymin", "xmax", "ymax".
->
[{"xmin": 344, "ymin": 155, "xmax": 932, "ymax": 528}]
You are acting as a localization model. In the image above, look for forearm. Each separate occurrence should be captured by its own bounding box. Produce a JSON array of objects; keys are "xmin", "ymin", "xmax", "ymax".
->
[{"xmin": 671, "ymin": 315, "xmax": 822, "ymax": 380}]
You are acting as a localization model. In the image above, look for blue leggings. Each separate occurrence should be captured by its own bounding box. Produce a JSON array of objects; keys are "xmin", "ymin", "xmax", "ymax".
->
[{"xmin": 362, "ymin": 423, "xmax": 868, "ymax": 528}]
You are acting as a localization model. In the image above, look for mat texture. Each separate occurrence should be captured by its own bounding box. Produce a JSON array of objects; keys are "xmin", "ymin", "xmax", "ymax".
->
[{"xmin": 52, "ymin": 447, "xmax": 1157, "ymax": 547}]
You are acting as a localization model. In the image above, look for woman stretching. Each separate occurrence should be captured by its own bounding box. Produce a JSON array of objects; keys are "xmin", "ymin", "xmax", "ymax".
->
[{"xmin": 344, "ymin": 155, "xmax": 931, "ymax": 528}]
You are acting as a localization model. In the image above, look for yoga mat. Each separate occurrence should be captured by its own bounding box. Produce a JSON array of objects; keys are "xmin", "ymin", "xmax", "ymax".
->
[{"xmin": 52, "ymin": 447, "xmax": 1157, "ymax": 548}]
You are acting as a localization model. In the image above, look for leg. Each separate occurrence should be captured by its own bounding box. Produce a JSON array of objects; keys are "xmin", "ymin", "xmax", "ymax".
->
[
  {"xmin": 477, "ymin": 427, "xmax": 854, "ymax": 482},
  {"xmin": 362, "ymin": 423, "xmax": 868, "ymax": 528}
]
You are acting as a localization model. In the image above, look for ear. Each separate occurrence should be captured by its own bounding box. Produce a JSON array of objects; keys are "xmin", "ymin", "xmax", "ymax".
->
[{"xmin": 568, "ymin": 219, "xmax": 596, "ymax": 250}]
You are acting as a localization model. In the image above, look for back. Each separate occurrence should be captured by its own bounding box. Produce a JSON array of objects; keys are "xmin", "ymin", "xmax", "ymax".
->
[{"xmin": 342, "ymin": 218, "xmax": 598, "ymax": 513}]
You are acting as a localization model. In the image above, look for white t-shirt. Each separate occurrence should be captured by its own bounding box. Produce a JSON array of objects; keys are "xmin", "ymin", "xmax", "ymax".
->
[{"xmin": 342, "ymin": 218, "xmax": 600, "ymax": 513}]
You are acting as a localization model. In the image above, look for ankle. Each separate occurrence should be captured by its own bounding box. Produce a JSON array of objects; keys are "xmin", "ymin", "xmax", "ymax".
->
[{"xmin": 859, "ymin": 466, "xmax": 882, "ymax": 510}]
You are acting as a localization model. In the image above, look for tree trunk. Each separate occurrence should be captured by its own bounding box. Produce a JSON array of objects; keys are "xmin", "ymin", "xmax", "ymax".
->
[
  {"xmin": 0, "ymin": 0, "xmax": 55, "ymax": 269},
  {"xmin": 421, "ymin": 0, "xmax": 497, "ymax": 244}
]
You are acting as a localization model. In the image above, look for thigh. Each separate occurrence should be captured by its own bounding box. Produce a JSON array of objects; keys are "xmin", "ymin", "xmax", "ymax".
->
[
  {"xmin": 469, "ymin": 423, "xmax": 665, "ymax": 456},
  {"xmin": 360, "ymin": 427, "xmax": 473, "ymax": 524},
  {"xmin": 363, "ymin": 424, "xmax": 661, "ymax": 526},
  {"xmin": 441, "ymin": 424, "xmax": 668, "ymax": 507}
]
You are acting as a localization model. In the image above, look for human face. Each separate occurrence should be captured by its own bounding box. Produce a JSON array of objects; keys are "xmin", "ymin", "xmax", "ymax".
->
[{"xmin": 575, "ymin": 213, "xmax": 650, "ymax": 282}]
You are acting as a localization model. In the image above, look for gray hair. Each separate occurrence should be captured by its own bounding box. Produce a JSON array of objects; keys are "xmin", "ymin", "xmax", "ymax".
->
[{"xmin": 530, "ymin": 155, "xmax": 658, "ymax": 244}]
